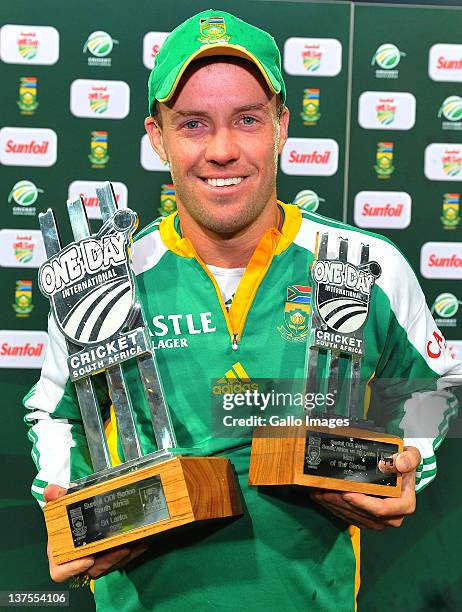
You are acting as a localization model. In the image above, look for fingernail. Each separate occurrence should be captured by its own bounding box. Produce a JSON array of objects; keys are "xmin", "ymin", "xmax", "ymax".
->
[{"xmin": 82, "ymin": 558, "xmax": 95, "ymax": 569}]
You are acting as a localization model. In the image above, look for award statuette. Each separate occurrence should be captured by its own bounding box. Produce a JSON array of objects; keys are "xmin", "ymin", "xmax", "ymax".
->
[
  {"xmin": 39, "ymin": 183, "xmax": 243, "ymax": 565},
  {"xmin": 249, "ymin": 233, "xmax": 404, "ymax": 497}
]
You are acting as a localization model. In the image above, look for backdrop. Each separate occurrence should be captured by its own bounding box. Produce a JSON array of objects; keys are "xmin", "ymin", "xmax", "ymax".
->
[{"xmin": 1, "ymin": 0, "xmax": 461, "ymax": 609}]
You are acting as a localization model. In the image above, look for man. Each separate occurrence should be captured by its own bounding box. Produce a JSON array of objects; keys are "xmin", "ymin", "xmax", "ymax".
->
[{"xmin": 25, "ymin": 10, "xmax": 461, "ymax": 611}]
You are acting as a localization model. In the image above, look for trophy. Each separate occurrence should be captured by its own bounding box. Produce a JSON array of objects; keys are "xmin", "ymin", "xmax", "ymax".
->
[
  {"xmin": 249, "ymin": 232, "xmax": 403, "ymax": 497},
  {"xmin": 39, "ymin": 183, "xmax": 243, "ymax": 565}
]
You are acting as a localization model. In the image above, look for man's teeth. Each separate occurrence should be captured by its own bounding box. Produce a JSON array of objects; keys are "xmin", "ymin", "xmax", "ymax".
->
[{"xmin": 206, "ymin": 177, "xmax": 243, "ymax": 187}]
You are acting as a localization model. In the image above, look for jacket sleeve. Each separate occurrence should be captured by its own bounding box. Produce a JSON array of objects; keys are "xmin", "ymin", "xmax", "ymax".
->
[
  {"xmin": 369, "ymin": 245, "xmax": 462, "ymax": 493},
  {"xmin": 23, "ymin": 315, "xmax": 109, "ymax": 507}
]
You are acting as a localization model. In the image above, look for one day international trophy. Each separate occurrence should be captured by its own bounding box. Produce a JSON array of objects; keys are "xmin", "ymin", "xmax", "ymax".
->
[
  {"xmin": 250, "ymin": 232, "xmax": 404, "ymax": 497},
  {"xmin": 39, "ymin": 183, "xmax": 242, "ymax": 564}
]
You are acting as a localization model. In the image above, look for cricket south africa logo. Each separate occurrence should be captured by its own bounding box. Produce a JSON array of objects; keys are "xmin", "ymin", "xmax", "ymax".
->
[
  {"xmin": 83, "ymin": 31, "xmax": 118, "ymax": 66},
  {"xmin": 301, "ymin": 89, "xmax": 321, "ymax": 125},
  {"xmin": 372, "ymin": 43, "xmax": 405, "ymax": 78},
  {"xmin": 293, "ymin": 190, "xmax": 325, "ymax": 212},
  {"xmin": 8, "ymin": 179, "xmax": 43, "ymax": 216},
  {"xmin": 18, "ymin": 77, "xmax": 38, "ymax": 114},
  {"xmin": 431, "ymin": 292, "xmax": 461, "ymax": 327},
  {"xmin": 38, "ymin": 209, "xmax": 137, "ymax": 345},
  {"xmin": 278, "ymin": 285, "xmax": 312, "ymax": 342},
  {"xmin": 198, "ymin": 16, "xmax": 230, "ymax": 43},
  {"xmin": 438, "ymin": 96, "xmax": 462, "ymax": 130}
]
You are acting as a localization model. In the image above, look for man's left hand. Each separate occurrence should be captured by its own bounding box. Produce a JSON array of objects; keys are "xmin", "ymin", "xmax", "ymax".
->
[{"xmin": 309, "ymin": 446, "xmax": 421, "ymax": 530}]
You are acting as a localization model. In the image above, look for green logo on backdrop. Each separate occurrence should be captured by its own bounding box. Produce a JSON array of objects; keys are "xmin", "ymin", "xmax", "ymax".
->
[
  {"xmin": 8, "ymin": 180, "xmax": 43, "ymax": 216},
  {"xmin": 293, "ymin": 190, "xmax": 324, "ymax": 212},
  {"xmin": 13, "ymin": 280, "xmax": 34, "ymax": 317},
  {"xmin": 441, "ymin": 193, "xmax": 460, "ymax": 229},
  {"xmin": 374, "ymin": 142, "xmax": 395, "ymax": 178},
  {"xmin": 18, "ymin": 77, "xmax": 38, "ymax": 114},
  {"xmin": 300, "ymin": 89, "xmax": 321, "ymax": 125},
  {"xmin": 431, "ymin": 292, "xmax": 461, "ymax": 328}
]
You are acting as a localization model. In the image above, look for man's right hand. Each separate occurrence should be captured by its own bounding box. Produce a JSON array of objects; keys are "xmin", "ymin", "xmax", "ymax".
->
[{"xmin": 44, "ymin": 484, "xmax": 149, "ymax": 582}]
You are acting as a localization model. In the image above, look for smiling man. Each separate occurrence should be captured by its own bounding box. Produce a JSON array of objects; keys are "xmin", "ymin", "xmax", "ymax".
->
[{"xmin": 25, "ymin": 9, "xmax": 462, "ymax": 612}]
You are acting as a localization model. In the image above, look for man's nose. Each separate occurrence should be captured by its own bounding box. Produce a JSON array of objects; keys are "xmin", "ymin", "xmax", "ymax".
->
[{"xmin": 204, "ymin": 127, "xmax": 240, "ymax": 165}]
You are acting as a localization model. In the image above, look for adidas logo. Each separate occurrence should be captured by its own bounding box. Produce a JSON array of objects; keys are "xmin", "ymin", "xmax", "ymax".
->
[{"xmin": 212, "ymin": 361, "xmax": 258, "ymax": 394}]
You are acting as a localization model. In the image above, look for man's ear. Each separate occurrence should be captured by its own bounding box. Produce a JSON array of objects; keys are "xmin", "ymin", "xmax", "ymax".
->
[
  {"xmin": 277, "ymin": 105, "xmax": 290, "ymax": 155},
  {"xmin": 144, "ymin": 116, "xmax": 168, "ymax": 162}
]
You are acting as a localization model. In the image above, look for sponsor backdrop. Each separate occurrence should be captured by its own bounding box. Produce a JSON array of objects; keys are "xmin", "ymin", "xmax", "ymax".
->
[{"xmin": 0, "ymin": 0, "xmax": 461, "ymax": 609}]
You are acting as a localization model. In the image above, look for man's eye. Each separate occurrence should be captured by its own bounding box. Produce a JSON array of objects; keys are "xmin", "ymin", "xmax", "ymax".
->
[
  {"xmin": 184, "ymin": 120, "xmax": 201, "ymax": 129},
  {"xmin": 241, "ymin": 116, "xmax": 257, "ymax": 125}
]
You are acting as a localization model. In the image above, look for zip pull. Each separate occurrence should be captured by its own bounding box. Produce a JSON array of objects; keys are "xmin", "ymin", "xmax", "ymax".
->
[{"xmin": 232, "ymin": 333, "xmax": 239, "ymax": 351}]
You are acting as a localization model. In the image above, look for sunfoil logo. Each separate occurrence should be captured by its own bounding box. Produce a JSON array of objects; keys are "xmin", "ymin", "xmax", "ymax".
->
[
  {"xmin": 372, "ymin": 43, "xmax": 405, "ymax": 79},
  {"xmin": 281, "ymin": 138, "xmax": 338, "ymax": 176},
  {"xmin": 0, "ymin": 330, "xmax": 48, "ymax": 369},
  {"xmin": 421, "ymin": 242, "xmax": 462, "ymax": 279},
  {"xmin": 429, "ymin": 44, "xmax": 462, "ymax": 82},
  {"xmin": 0, "ymin": 127, "xmax": 57, "ymax": 167}
]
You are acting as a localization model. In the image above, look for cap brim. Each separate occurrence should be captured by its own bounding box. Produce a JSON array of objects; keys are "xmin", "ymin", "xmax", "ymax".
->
[{"xmin": 157, "ymin": 44, "xmax": 281, "ymax": 103}]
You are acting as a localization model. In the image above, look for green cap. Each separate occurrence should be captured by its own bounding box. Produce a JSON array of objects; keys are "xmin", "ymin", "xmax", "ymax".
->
[{"xmin": 148, "ymin": 9, "xmax": 286, "ymax": 114}]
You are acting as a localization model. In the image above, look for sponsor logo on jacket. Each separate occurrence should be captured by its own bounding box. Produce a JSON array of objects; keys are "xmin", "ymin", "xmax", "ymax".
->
[{"xmin": 150, "ymin": 312, "xmax": 217, "ymax": 349}]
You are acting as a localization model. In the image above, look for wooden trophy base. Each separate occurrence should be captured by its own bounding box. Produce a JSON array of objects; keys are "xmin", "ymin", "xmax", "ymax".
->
[
  {"xmin": 249, "ymin": 425, "xmax": 404, "ymax": 498},
  {"xmin": 45, "ymin": 456, "xmax": 243, "ymax": 564}
]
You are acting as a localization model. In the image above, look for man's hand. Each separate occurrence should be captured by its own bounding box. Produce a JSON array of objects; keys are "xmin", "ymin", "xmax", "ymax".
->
[
  {"xmin": 309, "ymin": 446, "xmax": 421, "ymax": 530},
  {"xmin": 44, "ymin": 484, "xmax": 149, "ymax": 582}
]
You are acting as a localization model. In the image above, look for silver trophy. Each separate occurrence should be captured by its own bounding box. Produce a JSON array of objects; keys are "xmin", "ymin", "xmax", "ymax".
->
[
  {"xmin": 39, "ymin": 183, "xmax": 242, "ymax": 565},
  {"xmin": 249, "ymin": 232, "xmax": 403, "ymax": 497},
  {"xmin": 303, "ymin": 232, "xmax": 403, "ymax": 495}
]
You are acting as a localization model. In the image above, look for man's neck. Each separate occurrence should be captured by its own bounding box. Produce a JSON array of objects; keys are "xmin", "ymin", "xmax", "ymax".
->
[{"xmin": 177, "ymin": 203, "xmax": 281, "ymax": 268}]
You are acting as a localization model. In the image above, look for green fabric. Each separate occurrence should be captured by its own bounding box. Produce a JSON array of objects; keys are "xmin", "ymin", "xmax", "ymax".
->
[{"xmin": 94, "ymin": 447, "xmax": 357, "ymax": 612}]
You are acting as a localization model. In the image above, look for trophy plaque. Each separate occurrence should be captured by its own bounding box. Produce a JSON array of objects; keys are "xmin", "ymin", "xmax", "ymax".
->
[
  {"xmin": 39, "ymin": 183, "xmax": 243, "ymax": 565},
  {"xmin": 250, "ymin": 232, "xmax": 404, "ymax": 497}
]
